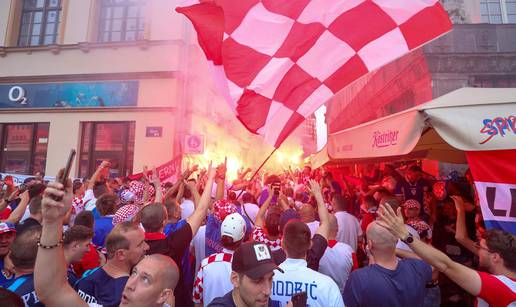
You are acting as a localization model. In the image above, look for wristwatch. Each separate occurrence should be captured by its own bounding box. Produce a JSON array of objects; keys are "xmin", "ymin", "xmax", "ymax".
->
[{"xmin": 401, "ymin": 233, "xmax": 414, "ymax": 244}]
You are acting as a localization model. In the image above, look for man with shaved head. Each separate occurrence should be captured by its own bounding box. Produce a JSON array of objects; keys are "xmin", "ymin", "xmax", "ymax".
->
[
  {"xmin": 343, "ymin": 221, "xmax": 432, "ymax": 306},
  {"xmin": 299, "ymin": 204, "xmax": 319, "ymax": 238}
]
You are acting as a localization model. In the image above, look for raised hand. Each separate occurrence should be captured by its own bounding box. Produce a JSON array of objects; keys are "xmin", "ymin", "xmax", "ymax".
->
[
  {"xmin": 42, "ymin": 170, "xmax": 73, "ymax": 225},
  {"xmin": 451, "ymin": 195, "xmax": 464, "ymax": 211},
  {"xmin": 308, "ymin": 179, "xmax": 322, "ymax": 196},
  {"xmin": 376, "ymin": 204, "xmax": 409, "ymax": 240}
]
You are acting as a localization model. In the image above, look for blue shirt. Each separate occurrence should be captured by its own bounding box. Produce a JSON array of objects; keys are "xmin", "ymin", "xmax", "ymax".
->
[
  {"xmin": 92, "ymin": 216, "xmax": 114, "ymax": 247},
  {"xmin": 0, "ymin": 257, "xmax": 14, "ymax": 288},
  {"xmin": 343, "ymin": 258, "xmax": 432, "ymax": 307},
  {"xmin": 6, "ymin": 274, "xmax": 43, "ymax": 307},
  {"xmin": 75, "ymin": 267, "xmax": 128, "ymax": 307},
  {"xmin": 164, "ymin": 219, "xmax": 187, "ymax": 236}
]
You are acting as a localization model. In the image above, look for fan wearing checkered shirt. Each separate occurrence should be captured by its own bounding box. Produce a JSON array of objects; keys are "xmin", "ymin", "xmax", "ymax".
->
[
  {"xmin": 193, "ymin": 213, "xmax": 247, "ymax": 307},
  {"xmin": 252, "ymin": 187, "xmax": 282, "ymax": 251}
]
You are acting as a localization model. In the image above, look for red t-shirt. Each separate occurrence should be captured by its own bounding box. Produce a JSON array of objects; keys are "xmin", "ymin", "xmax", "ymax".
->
[
  {"xmin": 476, "ymin": 271, "xmax": 516, "ymax": 307},
  {"xmin": 361, "ymin": 212, "xmax": 376, "ymax": 233}
]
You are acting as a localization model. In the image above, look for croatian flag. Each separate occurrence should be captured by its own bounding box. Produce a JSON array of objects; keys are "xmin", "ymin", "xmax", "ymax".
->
[
  {"xmin": 177, "ymin": 0, "xmax": 451, "ymax": 147},
  {"xmin": 467, "ymin": 150, "xmax": 516, "ymax": 233}
]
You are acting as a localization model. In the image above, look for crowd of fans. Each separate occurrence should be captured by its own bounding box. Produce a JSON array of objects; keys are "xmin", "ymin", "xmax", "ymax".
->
[{"xmin": 0, "ymin": 159, "xmax": 514, "ymax": 306}]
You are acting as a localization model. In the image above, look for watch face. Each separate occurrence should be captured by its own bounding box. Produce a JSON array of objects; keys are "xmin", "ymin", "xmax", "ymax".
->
[{"xmin": 406, "ymin": 235, "xmax": 414, "ymax": 244}]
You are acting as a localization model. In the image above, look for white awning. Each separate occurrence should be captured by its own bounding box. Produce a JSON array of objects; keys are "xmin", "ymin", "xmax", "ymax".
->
[{"xmin": 322, "ymin": 88, "xmax": 516, "ymax": 164}]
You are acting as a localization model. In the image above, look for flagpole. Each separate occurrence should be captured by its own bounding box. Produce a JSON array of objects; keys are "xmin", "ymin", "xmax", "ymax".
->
[{"xmin": 238, "ymin": 147, "xmax": 278, "ymax": 224}]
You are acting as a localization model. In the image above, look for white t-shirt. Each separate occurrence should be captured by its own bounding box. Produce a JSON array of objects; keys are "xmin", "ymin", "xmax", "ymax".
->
[
  {"xmin": 192, "ymin": 249, "xmax": 234, "ymax": 306},
  {"xmin": 396, "ymin": 225, "xmax": 421, "ymax": 252},
  {"xmin": 334, "ymin": 211, "xmax": 362, "ymax": 251},
  {"xmin": 319, "ymin": 242, "xmax": 355, "ymax": 294},
  {"xmin": 242, "ymin": 203, "xmax": 259, "ymax": 222},
  {"xmin": 180, "ymin": 199, "xmax": 195, "ymax": 220},
  {"xmin": 306, "ymin": 221, "xmax": 320, "ymax": 238},
  {"xmin": 83, "ymin": 189, "xmax": 97, "ymax": 211},
  {"xmin": 271, "ymin": 258, "xmax": 344, "ymax": 307},
  {"xmin": 191, "ymin": 225, "xmax": 206, "ymax": 277}
]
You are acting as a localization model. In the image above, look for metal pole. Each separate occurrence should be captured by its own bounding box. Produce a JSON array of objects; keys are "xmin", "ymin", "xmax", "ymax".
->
[{"xmin": 239, "ymin": 147, "xmax": 278, "ymax": 225}]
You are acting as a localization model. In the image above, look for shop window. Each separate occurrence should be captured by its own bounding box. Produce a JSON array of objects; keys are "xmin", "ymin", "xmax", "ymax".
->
[
  {"xmin": 79, "ymin": 122, "xmax": 135, "ymax": 179},
  {"xmin": 18, "ymin": 0, "xmax": 62, "ymax": 47},
  {"xmin": 0, "ymin": 123, "xmax": 49, "ymax": 175},
  {"xmin": 98, "ymin": 0, "xmax": 146, "ymax": 43}
]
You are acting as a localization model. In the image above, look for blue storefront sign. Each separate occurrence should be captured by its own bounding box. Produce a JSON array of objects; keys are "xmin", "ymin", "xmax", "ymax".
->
[{"xmin": 0, "ymin": 81, "xmax": 138, "ymax": 108}]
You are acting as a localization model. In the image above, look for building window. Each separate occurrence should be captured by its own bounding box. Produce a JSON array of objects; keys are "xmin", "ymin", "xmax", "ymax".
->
[
  {"xmin": 98, "ymin": 0, "xmax": 146, "ymax": 43},
  {"xmin": 481, "ymin": 0, "xmax": 516, "ymax": 24},
  {"xmin": 18, "ymin": 0, "xmax": 61, "ymax": 47},
  {"xmin": 0, "ymin": 123, "xmax": 49, "ymax": 175},
  {"xmin": 79, "ymin": 122, "xmax": 135, "ymax": 179}
]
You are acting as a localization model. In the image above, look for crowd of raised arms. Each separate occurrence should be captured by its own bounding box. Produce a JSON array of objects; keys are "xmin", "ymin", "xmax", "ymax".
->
[{"xmin": 0, "ymin": 159, "xmax": 514, "ymax": 307}]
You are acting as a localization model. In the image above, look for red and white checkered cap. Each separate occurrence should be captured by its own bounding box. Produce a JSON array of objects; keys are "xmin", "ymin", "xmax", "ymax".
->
[
  {"xmin": 129, "ymin": 181, "xmax": 145, "ymax": 204},
  {"xmin": 213, "ymin": 199, "xmax": 237, "ymax": 221},
  {"xmin": 403, "ymin": 199, "xmax": 421, "ymax": 210},
  {"xmin": 113, "ymin": 204, "xmax": 140, "ymax": 225}
]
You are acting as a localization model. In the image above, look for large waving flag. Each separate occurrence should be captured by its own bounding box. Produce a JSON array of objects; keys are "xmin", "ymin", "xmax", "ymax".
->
[{"xmin": 177, "ymin": 0, "xmax": 451, "ymax": 148}]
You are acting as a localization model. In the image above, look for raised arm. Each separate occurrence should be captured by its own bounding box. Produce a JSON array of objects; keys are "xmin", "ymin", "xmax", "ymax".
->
[
  {"xmin": 309, "ymin": 180, "xmax": 330, "ymax": 240},
  {"xmin": 255, "ymin": 186, "xmax": 273, "ymax": 228},
  {"xmin": 215, "ymin": 159, "xmax": 227, "ymax": 201},
  {"xmin": 186, "ymin": 180, "xmax": 201, "ymax": 208},
  {"xmin": 35, "ymin": 174, "xmax": 87, "ymax": 307},
  {"xmin": 150, "ymin": 166, "xmax": 163, "ymax": 204},
  {"xmin": 4, "ymin": 191, "xmax": 30, "ymax": 224},
  {"xmin": 452, "ymin": 196, "xmax": 478, "ymax": 255},
  {"xmin": 377, "ymin": 204, "xmax": 481, "ymax": 296},
  {"xmin": 186, "ymin": 163, "xmax": 216, "ymax": 236},
  {"xmin": 0, "ymin": 188, "xmax": 19, "ymax": 213},
  {"xmin": 88, "ymin": 160, "xmax": 110, "ymax": 190}
]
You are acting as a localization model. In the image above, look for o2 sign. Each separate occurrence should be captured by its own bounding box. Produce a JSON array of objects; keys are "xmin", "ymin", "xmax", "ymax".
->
[{"xmin": 8, "ymin": 86, "xmax": 28, "ymax": 105}]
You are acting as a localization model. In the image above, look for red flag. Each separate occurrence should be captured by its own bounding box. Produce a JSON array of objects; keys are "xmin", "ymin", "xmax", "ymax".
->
[
  {"xmin": 466, "ymin": 150, "xmax": 516, "ymax": 233},
  {"xmin": 177, "ymin": 0, "xmax": 451, "ymax": 148}
]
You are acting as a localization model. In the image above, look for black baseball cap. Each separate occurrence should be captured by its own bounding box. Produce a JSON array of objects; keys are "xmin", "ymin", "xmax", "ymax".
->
[{"xmin": 232, "ymin": 242, "xmax": 283, "ymax": 279}]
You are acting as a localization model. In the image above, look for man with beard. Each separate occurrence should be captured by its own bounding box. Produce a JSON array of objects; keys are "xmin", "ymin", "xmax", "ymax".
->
[{"xmin": 378, "ymin": 204, "xmax": 516, "ymax": 307}]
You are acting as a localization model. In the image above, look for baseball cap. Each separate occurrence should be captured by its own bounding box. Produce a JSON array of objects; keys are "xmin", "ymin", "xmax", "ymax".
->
[
  {"xmin": 403, "ymin": 199, "xmax": 421, "ymax": 210},
  {"xmin": 221, "ymin": 213, "xmax": 246, "ymax": 242},
  {"xmin": 279, "ymin": 208, "xmax": 300, "ymax": 232},
  {"xmin": 0, "ymin": 222, "xmax": 16, "ymax": 234},
  {"xmin": 232, "ymin": 242, "xmax": 283, "ymax": 279}
]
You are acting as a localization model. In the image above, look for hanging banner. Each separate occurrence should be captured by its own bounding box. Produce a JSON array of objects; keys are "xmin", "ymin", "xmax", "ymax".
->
[
  {"xmin": 466, "ymin": 150, "xmax": 516, "ymax": 234},
  {"xmin": 128, "ymin": 155, "xmax": 182, "ymax": 182}
]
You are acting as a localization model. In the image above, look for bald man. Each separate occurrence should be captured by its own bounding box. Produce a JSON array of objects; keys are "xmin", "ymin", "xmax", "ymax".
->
[
  {"xmin": 343, "ymin": 221, "xmax": 432, "ymax": 307},
  {"xmin": 299, "ymin": 204, "xmax": 319, "ymax": 238}
]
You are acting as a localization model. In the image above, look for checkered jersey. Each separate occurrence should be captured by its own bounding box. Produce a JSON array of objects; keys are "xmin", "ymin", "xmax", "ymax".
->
[
  {"xmin": 177, "ymin": 0, "xmax": 451, "ymax": 147},
  {"xmin": 192, "ymin": 252, "xmax": 234, "ymax": 305},
  {"xmin": 252, "ymin": 226, "xmax": 281, "ymax": 251}
]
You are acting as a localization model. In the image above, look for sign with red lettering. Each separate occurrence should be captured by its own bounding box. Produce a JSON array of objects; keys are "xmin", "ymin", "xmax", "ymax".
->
[{"xmin": 128, "ymin": 155, "xmax": 182, "ymax": 182}]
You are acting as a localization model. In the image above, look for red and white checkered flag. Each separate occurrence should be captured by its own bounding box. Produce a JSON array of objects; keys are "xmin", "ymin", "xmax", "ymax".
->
[{"xmin": 177, "ymin": 0, "xmax": 451, "ymax": 148}]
